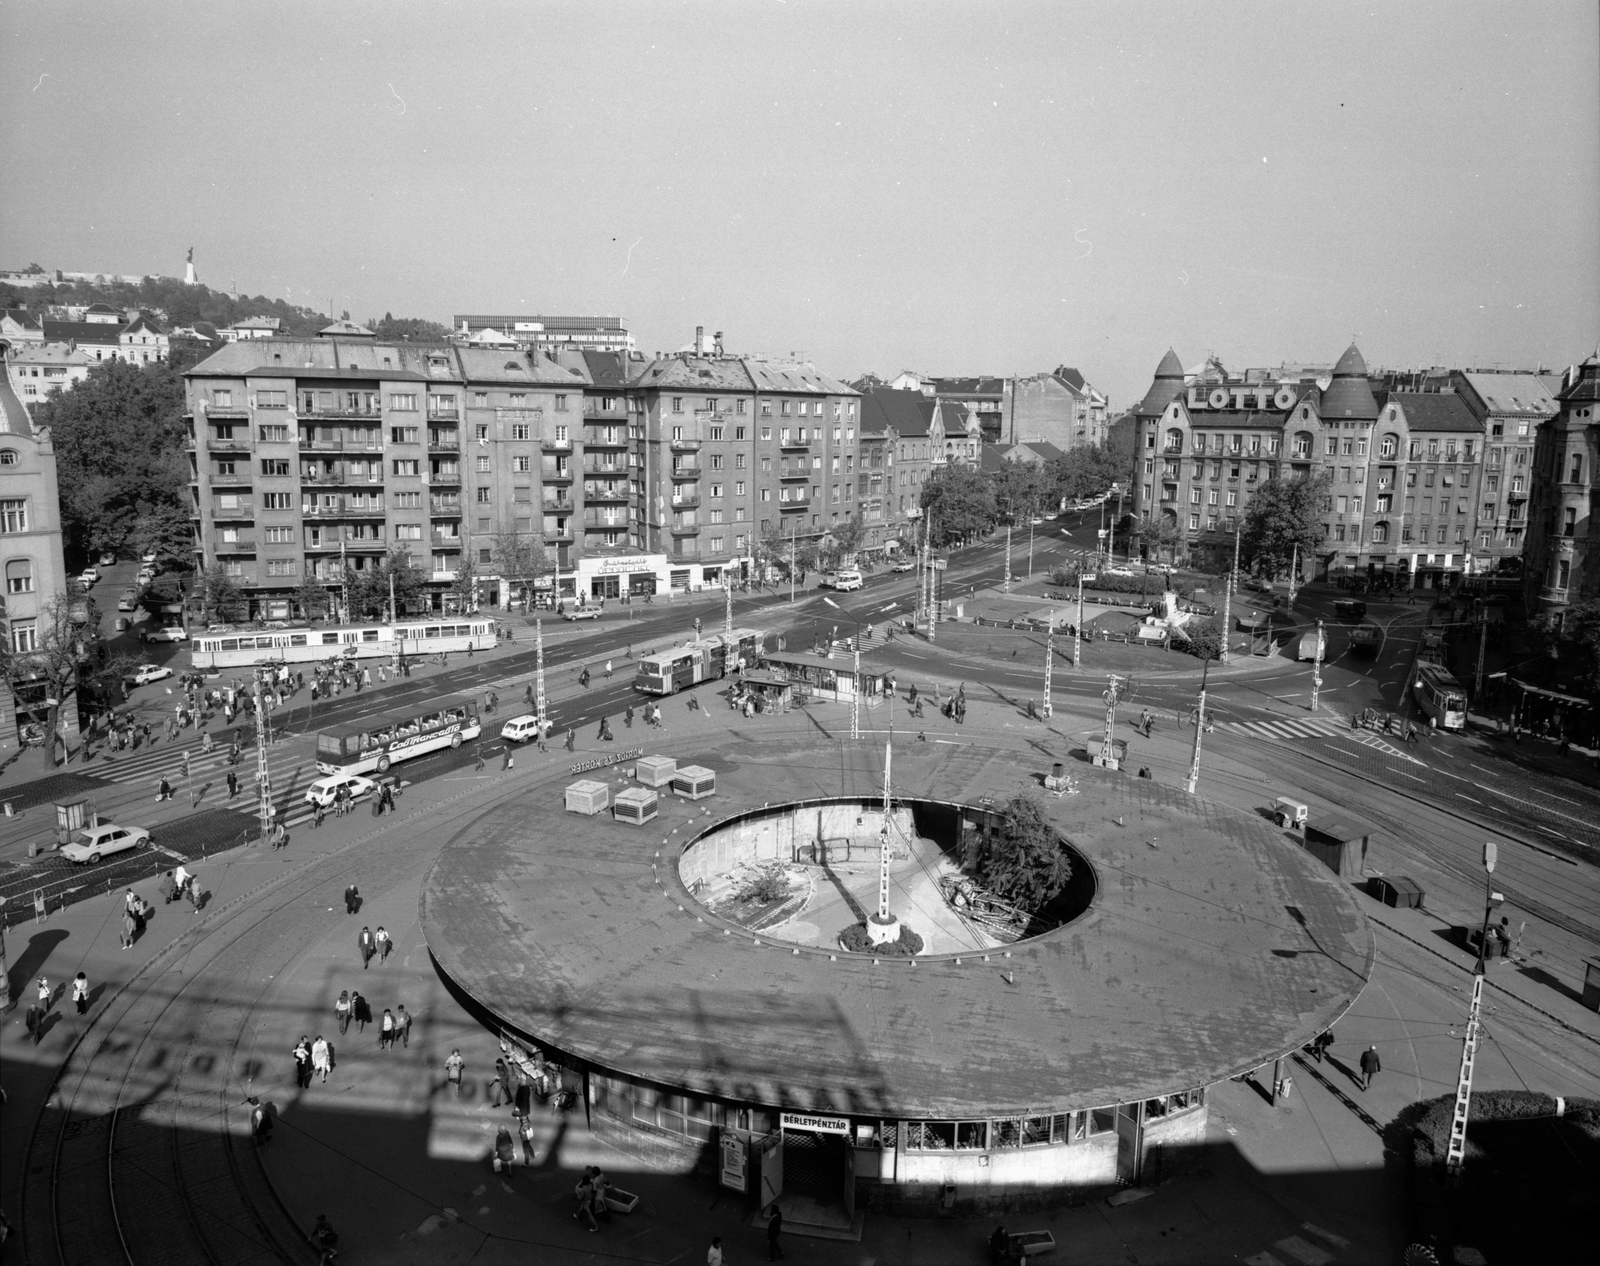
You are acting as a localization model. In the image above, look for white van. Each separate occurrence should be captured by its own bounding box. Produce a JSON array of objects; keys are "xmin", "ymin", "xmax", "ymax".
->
[
  {"xmin": 821, "ymin": 569, "xmax": 864, "ymax": 591},
  {"xmin": 501, "ymin": 714, "xmax": 546, "ymax": 744}
]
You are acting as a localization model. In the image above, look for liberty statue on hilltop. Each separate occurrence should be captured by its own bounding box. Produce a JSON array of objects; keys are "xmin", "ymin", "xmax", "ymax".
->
[{"xmin": 184, "ymin": 247, "xmax": 197, "ymax": 286}]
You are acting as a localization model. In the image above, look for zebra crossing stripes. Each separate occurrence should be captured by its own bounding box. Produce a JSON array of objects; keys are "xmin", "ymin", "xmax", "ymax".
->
[{"xmin": 1225, "ymin": 718, "xmax": 1420, "ymax": 762}]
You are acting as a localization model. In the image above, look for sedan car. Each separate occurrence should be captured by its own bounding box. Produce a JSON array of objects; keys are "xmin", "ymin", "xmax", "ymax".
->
[
  {"xmin": 304, "ymin": 774, "xmax": 378, "ymax": 808},
  {"xmin": 891, "ymin": 560, "xmax": 915, "ymax": 573},
  {"xmin": 127, "ymin": 664, "xmax": 173, "ymax": 687},
  {"xmin": 98, "ymin": 551, "xmax": 116, "ymax": 566},
  {"xmin": 60, "ymin": 823, "xmax": 150, "ymax": 865},
  {"xmin": 141, "ymin": 626, "xmax": 189, "ymax": 643},
  {"xmin": 560, "ymin": 606, "xmax": 603, "ymax": 620},
  {"xmin": 78, "ymin": 568, "xmax": 99, "ymax": 586},
  {"xmin": 118, "ymin": 588, "xmax": 139, "ymax": 611}
]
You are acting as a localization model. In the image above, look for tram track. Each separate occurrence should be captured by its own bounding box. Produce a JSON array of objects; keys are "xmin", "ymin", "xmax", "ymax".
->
[{"xmin": 19, "ymin": 764, "xmax": 527, "ymax": 1266}]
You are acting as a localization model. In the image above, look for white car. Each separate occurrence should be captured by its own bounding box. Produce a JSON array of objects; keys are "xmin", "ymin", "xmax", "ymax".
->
[
  {"xmin": 560, "ymin": 606, "xmax": 602, "ymax": 620},
  {"xmin": 79, "ymin": 568, "xmax": 99, "ymax": 586},
  {"xmin": 60, "ymin": 822, "xmax": 150, "ymax": 865},
  {"xmin": 304, "ymin": 773, "xmax": 378, "ymax": 808},
  {"xmin": 1104, "ymin": 566, "xmax": 1135, "ymax": 578},
  {"xmin": 891, "ymin": 560, "xmax": 915, "ymax": 573},
  {"xmin": 127, "ymin": 664, "xmax": 173, "ymax": 687},
  {"xmin": 501, "ymin": 715, "xmax": 545, "ymax": 744},
  {"xmin": 141, "ymin": 548, "xmax": 158, "ymax": 564},
  {"xmin": 141, "ymin": 626, "xmax": 189, "ymax": 643},
  {"xmin": 98, "ymin": 551, "xmax": 116, "ymax": 566},
  {"xmin": 820, "ymin": 569, "xmax": 864, "ymax": 591}
]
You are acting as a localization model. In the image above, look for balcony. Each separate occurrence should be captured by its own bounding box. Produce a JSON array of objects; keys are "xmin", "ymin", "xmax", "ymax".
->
[
  {"xmin": 583, "ymin": 460, "xmax": 627, "ymax": 475},
  {"xmin": 547, "ymin": 527, "xmax": 575, "ymax": 543},
  {"xmin": 298, "ymin": 437, "xmax": 344, "ymax": 452},
  {"xmin": 542, "ymin": 500, "xmax": 575, "ymax": 515},
  {"xmin": 302, "ymin": 501, "xmax": 386, "ymax": 519},
  {"xmin": 431, "ymin": 533, "xmax": 464, "ymax": 549},
  {"xmin": 426, "ymin": 408, "xmax": 460, "ymax": 421},
  {"xmin": 300, "ymin": 404, "xmax": 383, "ymax": 420},
  {"xmin": 670, "ymin": 493, "xmax": 701, "ymax": 509},
  {"xmin": 213, "ymin": 537, "xmax": 257, "ymax": 554},
  {"xmin": 583, "ymin": 483, "xmax": 628, "ymax": 502},
  {"xmin": 584, "ymin": 514, "xmax": 629, "ymax": 530},
  {"xmin": 428, "ymin": 470, "xmax": 462, "ymax": 487},
  {"xmin": 541, "ymin": 437, "xmax": 572, "ymax": 452},
  {"xmin": 211, "ymin": 502, "xmax": 255, "ymax": 520},
  {"xmin": 300, "ymin": 470, "xmax": 348, "ymax": 486},
  {"xmin": 585, "ymin": 430, "xmax": 629, "ymax": 448},
  {"xmin": 779, "ymin": 435, "xmax": 809, "ymax": 450},
  {"xmin": 211, "ymin": 472, "xmax": 252, "ymax": 486},
  {"xmin": 200, "ymin": 406, "xmax": 249, "ymax": 420},
  {"xmin": 779, "ymin": 499, "xmax": 810, "ymax": 512},
  {"xmin": 779, "ymin": 466, "xmax": 810, "ymax": 481},
  {"xmin": 668, "ymin": 463, "xmax": 700, "ymax": 480},
  {"xmin": 542, "ymin": 466, "xmax": 574, "ymax": 483},
  {"xmin": 427, "ymin": 436, "xmax": 460, "ymax": 452},
  {"xmin": 429, "ymin": 496, "xmax": 462, "ymax": 514},
  {"xmin": 342, "ymin": 538, "xmax": 387, "ymax": 553},
  {"xmin": 669, "ymin": 437, "xmax": 702, "ymax": 450},
  {"xmin": 1163, "ymin": 444, "xmax": 1183, "ymax": 454},
  {"xmin": 205, "ymin": 436, "xmax": 251, "ymax": 452},
  {"xmin": 670, "ymin": 522, "xmax": 700, "ymax": 535}
]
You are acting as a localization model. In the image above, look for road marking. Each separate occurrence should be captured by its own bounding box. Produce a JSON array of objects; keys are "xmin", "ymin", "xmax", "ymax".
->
[
  {"xmin": 1393, "ymin": 769, "xmax": 1426, "ymax": 781},
  {"xmin": 1433, "ymin": 768, "xmax": 1469, "ymax": 782},
  {"xmin": 1539, "ymin": 790, "xmax": 1581, "ymax": 805},
  {"xmin": 1458, "ymin": 793, "xmax": 1481, "ymax": 803}
]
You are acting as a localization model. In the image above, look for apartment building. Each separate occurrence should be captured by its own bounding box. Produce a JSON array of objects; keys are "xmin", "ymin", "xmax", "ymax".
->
[
  {"xmin": 1523, "ymin": 353, "xmax": 1600, "ymax": 625},
  {"xmin": 183, "ymin": 328, "xmax": 591, "ymax": 617},
  {"xmin": 453, "ymin": 314, "xmax": 633, "ymax": 354},
  {"xmin": 1010, "ymin": 368, "xmax": 1110, "ymax": 451},
  {"xmin": 1450, "ymin": 371, "xmax": 1558, "ymax": 569},
  {"xmin": 859, "ymin": 387, "xmax": 937, "ymax": 532},
  {"xmin": 0, "ymin": 346, "xmax": 74, "ymax": 748}
]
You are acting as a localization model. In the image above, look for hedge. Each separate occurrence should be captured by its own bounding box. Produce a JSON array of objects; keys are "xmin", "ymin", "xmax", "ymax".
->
[{"xmin": 838, "ymin": 922, "xmax": 924, "ymax": 956}]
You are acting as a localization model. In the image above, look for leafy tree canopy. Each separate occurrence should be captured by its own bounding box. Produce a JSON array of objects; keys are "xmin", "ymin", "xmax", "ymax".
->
[
  {"xmin": 1559, "ymin": 600, "xmax": 1600, "ymax": 695},
  {"xmin": 368, "ymin": 312, "xmax": 452, "ymax": 342},
  {"xmin": 1241, "ymin": 474, "xmax": 1330, "ymax": 579},
  {"xmin": 920, "ymin": 464, "xmax": 997, "ymax": 548},
  {"xmin": 976, "ymin": 795, "xmax": 1073, "ymax": 914},
  {"xmin": 1183, "ymin": 617, "xmax": 1223, "ymax": 662},
  {"xmin": 346, "ymin": 549, "xmax": 426, "ymax": 620}
]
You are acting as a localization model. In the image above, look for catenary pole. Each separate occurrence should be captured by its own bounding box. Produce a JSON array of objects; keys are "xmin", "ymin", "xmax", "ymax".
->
[
  {"xmin": 1183, "ymin": 654, "xmax": 1212, "ymax": 794},
  {"xmin": 1042, "ymin": 607, "xmax": 1054, "ymax": 718},
  {"xmin": 1219, "ymin": 521, "xmax": 1240, "ymax": 663}
]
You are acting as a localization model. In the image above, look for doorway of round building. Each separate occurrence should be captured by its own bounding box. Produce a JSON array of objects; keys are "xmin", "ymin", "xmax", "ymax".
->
[{"xmin": 768, "ymin": 1112, "xmax": 859, "ymax": 1238}]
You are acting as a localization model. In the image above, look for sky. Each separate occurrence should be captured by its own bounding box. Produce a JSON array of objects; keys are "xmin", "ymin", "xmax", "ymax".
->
[{"xmin": 2, "ymin": 0, "xmax": 1596, "ymax": 409}]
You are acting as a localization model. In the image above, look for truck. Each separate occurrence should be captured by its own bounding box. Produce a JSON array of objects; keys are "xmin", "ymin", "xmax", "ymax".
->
[
  {"xmin": 1297, "ymin": 627, "xmax": 1326, "ymax": 662},
  {"xmin": 1350, "ymin": 624, "xmax": 1382, "ymax": 654}
]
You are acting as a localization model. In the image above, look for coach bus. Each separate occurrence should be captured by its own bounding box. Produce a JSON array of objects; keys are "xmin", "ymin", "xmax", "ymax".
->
[
  {"xmin": 1412, "ymin": 663, "xmax": 1467, "ymax": 731},
  {"xmin": 190, "ymin": 618, "xmax": 497, "ymax": 671},
  {"xmin": 633, "ymin": 628, "xmax": 765, "ymax": 696},
  {"xmin": 315, "ymin": 697, "xmax": 482, "ymax": 775}
]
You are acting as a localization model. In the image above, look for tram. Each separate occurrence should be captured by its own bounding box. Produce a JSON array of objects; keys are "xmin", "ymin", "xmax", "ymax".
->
[
  {"xmin": 189, "ymin": 618, "xmax": 497, "ymax": 671},
  {"xmin": 1412, "ymin": 663, "xmax": 1467, "ymax": 731},
  {"xmin": 633, "ymin": 628, "xmax": 765, "ymax": 695}
]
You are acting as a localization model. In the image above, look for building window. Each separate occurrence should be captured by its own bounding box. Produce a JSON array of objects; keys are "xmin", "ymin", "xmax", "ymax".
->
[
  {"xmin": 265, "ymin": 527, "xmax": 293, "ymax": 543},
  {"xmin": 10, "ymin": 619, "xmax": 38, "ymax": 652},
  {"xmin": 396, "ymin": 524, "xmax": 422, "ymax": 540},
  {"xmin": 389, "ymin": 393, "xmax": 417, "ymax": 411},
  {"xmin": 1556, "ymin": 559, "xmax": 1571, "ymax": 590},
  {"xmin": 261, "ymin": 459, "xmax": 290, "ymax": 476},
  {"xmin": 5, "ymin": 558, "xmax": 34, "ymax": 593},
  {"xmin": 477, "ymin": 488, "xmax": 492, "ymax": 504},
  {"xmin": 393, "ymin": 460, "xmax": 420, "ymax": 476},
  {"xmin": 474, "ymin": 392, "xmax": 489, "ymax": 407},
  {"xmin": 1564, "ymin": 507, "xmax": 1577, "ymax": 537},
  {"xmin": 266, "ymin": 559, "xmax": 296, "ymax": 577},
  {"xmin": 511, "ymin": 424, "xmax": 531, "ymax": 440},
  {"xmin": 263, "ymin": 492, "xmax": 292, "ymax": 509},
  {"xmin": 513, "ymin": 456, "xmax": 532, "ymax": 473},
  {"xmin": 1571, "ymin": 454, "xmax": 1585, "ymax": 484},
  {"xmin": 476, "ymin": 455, "xmax": 491, "ymax": 473},
  {"xmin": 0, "ymin": 499, "xmax": 28, "ymax": 533}
]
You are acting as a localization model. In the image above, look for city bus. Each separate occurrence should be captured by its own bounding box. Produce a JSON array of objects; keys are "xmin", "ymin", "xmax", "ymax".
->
[
  {"xmin": 190, "ymin": 618, "xmax": 497, "ymax": 671},
  {"xmin": 315, "ymin": 697, "xmax": 482, "ymax": 775},
  {"xmin": 633, "ymin": 628, "xmax": 765, "ymax": 695},
  {"xmin": 1412, "ymin": 664, "xmax": 1467, "ymax": 731}
]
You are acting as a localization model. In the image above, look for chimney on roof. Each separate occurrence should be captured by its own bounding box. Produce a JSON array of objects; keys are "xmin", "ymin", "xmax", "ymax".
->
[{"xmin": 714, "ymin": 331, "xmax": 724, "ymax": 357}]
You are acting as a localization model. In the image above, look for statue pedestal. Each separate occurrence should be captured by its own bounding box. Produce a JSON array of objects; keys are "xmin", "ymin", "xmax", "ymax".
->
[{"xmin": 866, "ymin": 913, "xmax": 901, "ymax": 946}]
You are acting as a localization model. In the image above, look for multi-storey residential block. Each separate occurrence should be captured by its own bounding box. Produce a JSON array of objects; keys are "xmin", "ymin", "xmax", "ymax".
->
[
  {"xmin": 452, "ymin": 314, "xmax": 633, "ymax": 354},
  {"xmin": 6, "ymin": 341, "xmax": 91, "ymax": 408},
  {"xmin": 185, "ymin": 327, "xmax": 596, "ymax": 617},
  {"xmin": 1523, "ymin": 353, "xmax": 1600, "ymax": 625},
  {"xmin": 0, "ymin": 345, "xmax": 74, "ymax": 749},
  {"xmin": 1010, "ymin": 367, "xmax": 1109, "ymax": 451},
  {"xmin": 1364, "ymin": 392, "xmax": 1484, "ymax": 588},
  {"xmin": 860, "ymin": 388, "xmax": 938, "ymax": 532},
  {"xmin": 1450, "ymin": 371, "xmax": 1558, "ymax": 569}
]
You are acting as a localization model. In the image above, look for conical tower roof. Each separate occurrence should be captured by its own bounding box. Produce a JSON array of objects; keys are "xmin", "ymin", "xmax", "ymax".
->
[
  {"xmin": 1319, "ymin": 343, "xmax": 1378, "ymax": 420},
  {"xmin": 1134, "ymin": 348, "xmax": 1186, "ymax": 417}
]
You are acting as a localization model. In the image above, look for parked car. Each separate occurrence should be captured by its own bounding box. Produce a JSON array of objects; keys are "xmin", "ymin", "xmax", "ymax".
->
[
  {"xmin": 60, "ymin": 822, "xmax": 150, "ymax": 865},
  {"xmin": 127, "ymin": 664, "xmax": 174, "ymax": 687},
  {"xmin": 141, "ymin": 626, "xmax": 188, "ymax": 643},
  {"xmin": 98, "ymin": 551, "xmax": 116, "ymax": 566},
  {"xmin": 117, "ymin": 588, "xmax": 139, "ymax": 611},
  {"xmin": 79, "ymin": 567, "xmax": 99, "ymax": 586},
  {"xmin": 141, "ymin": 548, "xmax": 158, "ymax": 564},
  {"xmin": 304, "ymin": 774, "xmax": 378, "ymax": 808},
  {"xmin": 501, "ymin": 715, "xmax": 544, "ymax": 744},
  {"xmin": 891, "ymin": 559, "xmax": 915, "ymax": 573},
  {"xmin": 560, "ymin": 606, "xmax": 602, "ymax": 620}
]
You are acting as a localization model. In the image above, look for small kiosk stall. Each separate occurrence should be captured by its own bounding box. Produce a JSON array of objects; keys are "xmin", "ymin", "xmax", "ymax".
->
[
  {"xmin": 1301, "ymin": 816, "xmax": 1371, "ymax": 880},
  {"xmin": 755, "ymin": 651, "xmax": 892, "ymax": 707},
  {"xmin": 732, "ymin": 669, "xmax": 795, "ymax": 715}
]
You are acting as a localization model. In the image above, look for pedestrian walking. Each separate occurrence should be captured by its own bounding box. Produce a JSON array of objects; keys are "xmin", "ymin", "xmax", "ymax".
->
[
  {"xmin": 309, "ymin": 1214, "xmax": 339, "ymax": 1265},
  {"xmin": 503, "ymin": 748, "xmax": 514, "ymax": 770},
  {"xmin": 624, "ymin": 706, "xmax": 634, "ymax": 729},
  {"xmin": 121, "ymin": 908, "xmax": 137, "ymax": 949},
  {"xmin": 494, "ymin": 1125, "xmax": 517, "ymax": 1175},
  {"xmin": 344, "ymin": 883, "xmax": 360, "ymax": 915},
  {"xmin": 516, "ymin": 1109, "xmax": 538, "ymax": 1165},
  {"xmin": 604, "ymin": 659, "xmax": 613, "ymax": 679},
  {"xmin": 395, "ymin": 1004, "xmax": 412, "ymax": 1048},
  {"xmin": 565, "ymin": 728, "xmax": 576, "ymax": 752},
  {"xmin": 226, "ymin": 770, "xmax": 238, "ymax": 799},
  {"xmin": 1311, "ymin": 1030, "xmax": 1334, "ymax": 1063},
  {"xmin": 446, "ymin": 1049, "xmax": 465, "ymax": 1097},
  {"xmin": 375, "ymin": 925, "xmax": 392, "ymax": 964},
  {"xmin": 25, "ymin": 1002, "xmax": 42, "ymax": 1045},
  {"xmin": 1359, "ymin": 1044, "xmax": 1381, "ymax": 1090},
  {"xmin": 187, "ymin": 879, "xmax": 202, "ymax": 913},
  {"xmin": 359, "ymin": 925, "xmax": 376, "ymax": 968},
  {"xmin": 352, "ymin": 991, "xmax": 371, "ymax": 1033},
  {"xmin": 767, "ymin": 1203, "xmax": 785, "ymax": 1260},
  {"xmin": 72, "ymin": 971, "xmax": 90, "ymax": 1015},
  {"xmin": 336, "ymin": 989, "xmax": 352, "ymax": 1035},
  {"xmin": 174, "ymin": 863, "xmax": 194, "ymax": 899},
  {"xmin": 707, "ymin": 1236, "xmax": 725, "ymax": 1266},
  {"xmin": 293, "ymin": 1036, "xmax": 312, "ymax": 1088},
  {"xmin": 156, "ymin": 775, "xmax": 172, "ymax": 802},
  {"xmin": 573, "ymin": 1170, "xmax": 599, "ymax": 1231},
  {"xmin": 597, "ymin": 716, "xmax": 613, "ymax": 742},
  {"xmin": 380, "ymin": 1008, "xmax": 396, "ymax": 1050},
  {"xmin": 37, "ymin": 975, "xmax": 51, "ymax": 1012},
  {"xmin": 248, "ymin": 1095, "xmax": 272, "ymax": 1146},
  {"xmin": 491, "ymin": 1057, "xmax": 513, "ymax": 1107},
  {"xmin": 312, "ymin": 1035, "xmax": 331, "ymax": 1083}
]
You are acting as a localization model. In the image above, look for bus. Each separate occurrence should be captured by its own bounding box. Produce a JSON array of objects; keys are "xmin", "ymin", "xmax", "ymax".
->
[
  {"xmin": 190, "ymin": 618, "xmax": 496, "ymax": 671},
  {"xmin": 316, "ymin": 697, "xmax": 482, "ymax": 775},
  {"xmin": 1412, "ymin": 664, "xmax": 1467, "ymax": 731},
  {"xmin": 633, "ymin": 628, "xmax": 765, "ymax": 695}
]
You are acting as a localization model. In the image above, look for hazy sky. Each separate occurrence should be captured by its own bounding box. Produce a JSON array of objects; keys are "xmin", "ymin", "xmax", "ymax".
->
[{"xmin": 3, "ymin": 1, "xmax": 1596, "ymax": 408}]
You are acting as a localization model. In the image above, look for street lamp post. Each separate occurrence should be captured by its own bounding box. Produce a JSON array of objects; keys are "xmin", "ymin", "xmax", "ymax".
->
[
  {"xmin": 1042, "ymin": 607, "xmax": 1054, "ymax": 719},
  {"xmin": 823, "ymin": 597, "xmax": 864, "ymax": 740},
  {"xmin": 1075, "ymin": 573, "xmax": 1084, "ymax": 668},
  {"xmin": 1183, "ymin": 654, "xmax": 1213, "ymax": 794},
  {"xmin": 1004, "ymin": 524, "xmax": 1012, "ymax": 593},
  {"xmin": 1310, "ymin": 618, "xmax": 1325, "ymax": 712},
  {"xmin": 1219, "ymin": 522, "xmax": 1240, "ymax": 664},
  {"xmin": 1446, "ymin": 842, "xmax": 1501, "ymax": 1181},
  {"xmin": 534, "ymin": 617, "xmax": 547, "ymax": 739},
  {"xmin": 1094, "ymin": 675, "xmax": 1124, "ymax": 770}
]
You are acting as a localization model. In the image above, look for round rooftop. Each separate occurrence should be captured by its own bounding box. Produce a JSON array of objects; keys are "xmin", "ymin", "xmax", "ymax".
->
[{"xmin": 419, "ymin": 741, "xmax": 1373, "ymax": 1120}]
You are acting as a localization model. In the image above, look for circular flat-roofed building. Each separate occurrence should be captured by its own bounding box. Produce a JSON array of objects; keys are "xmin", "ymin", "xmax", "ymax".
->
[{"xmin": 421, "ymin": 741, "xmax": 1372, "ymax": 1220}]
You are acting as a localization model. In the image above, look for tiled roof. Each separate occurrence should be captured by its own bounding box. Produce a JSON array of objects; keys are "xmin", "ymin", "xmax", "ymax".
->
[
  {"xmin": 2, "ymin": 309, "xmax": 41, "ymax": 329},
  {"xmin": 1054, "ymin": 367, "xmax": 1087, "ymax": 392},
  {"xmin": 1388, "ymin": 392, "xmax": 1483, "ymax": 433},
  {"xmin": 41, "ymin": 320, "xmax": 123, "ymax": 345},
  {"xmin": 7, "ymin": 342, "xmax": 89, "ymax": 366},
  {"xmin": 1558, "ymin": 353, "xmax": 1600, "ymax": 404},
  {"xmin": 1026, "ymin": 440, "xmax": 1066, "ymax": 461},
  {"xmin": 978, "ymin": 444, "xmax": 1009, "ymax": 473},
  {"xmin": 744, "ymin": 359, "xmax": 857, "ymax": 396},
  {"xmin": 454, "ymin": 346, "xmax": 583, "ymax": 384},
  {"xmin": 860, "ymin": 387, "xmax": 935, "ymax": 438},
  {"xmin": 0, "ymin": 363, "xmax": 33, "ymax": 435},
  {"xmin": 579, "ymin": 349, "xmax": 639, "ymax": 390},
  {"xmin": 636, "ymin": 357, "xmax": 753, "ymax": 392},
  {"xmin": 122, "ymin": 314, "xmax": 165, "ymax": 336},
  {"xmin": 934, "ymin": 376, "xmax": 1006, "ymax": 397},
  {"xmin": 1319, "ymin": 344, "xmax": 1379, "ymax": 420},
  {"xmin": 318, "ymin": 320, "xmax": 375, "ymax": 337},
  {"xmin": 1134, "ymin": 348, "xmax": 1186, "ymax": 417},
  {"xmin": 1458, "ymin": 372, "xmax": 1557, "ymax": 416}
]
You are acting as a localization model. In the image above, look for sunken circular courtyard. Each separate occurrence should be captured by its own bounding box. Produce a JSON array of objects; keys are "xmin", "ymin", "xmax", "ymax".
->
[{"xmin": 420, "ymin": 741, "xmax": 1374, "ymax": 1214}]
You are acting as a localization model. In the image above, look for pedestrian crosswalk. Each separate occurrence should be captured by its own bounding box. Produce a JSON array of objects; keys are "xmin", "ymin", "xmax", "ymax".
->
[
  {"xmin": 1225, "ymin": 717, "xmax": 1421, "ymax": 762},
  {"xmin": 83, "ymin": 734, "xmax": 326, "ymax": 828}
]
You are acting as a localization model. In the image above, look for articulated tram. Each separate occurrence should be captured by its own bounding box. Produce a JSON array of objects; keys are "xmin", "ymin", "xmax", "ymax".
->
[
  {"xmin": 633, "ymin": 628, "xmax": 765, "ymax": 695},
  {"xmin": 189, "ymin": 618, "xmax": 497, "ymax": 671}
]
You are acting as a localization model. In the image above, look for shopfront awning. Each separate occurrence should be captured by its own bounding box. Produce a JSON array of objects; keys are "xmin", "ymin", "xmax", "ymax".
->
[{"xmin": 1510, "ymin": 678, "xmax": 1593, "ymax": 709}]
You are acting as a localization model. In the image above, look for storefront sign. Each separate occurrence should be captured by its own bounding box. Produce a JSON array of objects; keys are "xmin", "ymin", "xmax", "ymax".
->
[
  {"xmin": 1186, "ymin": 385, "xmax": 1300, "ymax": 412},
  {"xmin": 780, "ymin": 1112, "xmax": 850, "ymax": 1135},
  {"xmin": 719, "ymin": 1133, "xmax": 748, "ymax": 1192},
  {"xmin": 569, "ymin": 748, "xmax": 643, "ymax": 776},
  {"xmin": 591, "ymin": 554, "xmax": 662, "ymax": 576}
]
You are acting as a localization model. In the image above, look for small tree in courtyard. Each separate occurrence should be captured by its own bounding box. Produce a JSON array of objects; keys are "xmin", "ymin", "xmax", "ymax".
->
[
  {"xmin": 1241, "ymin": 474, "xmax": 1329, "ymax": 579},
  {"xmin": 976, "ymin": 795, "xmax": 1074, "ymax": 913}
]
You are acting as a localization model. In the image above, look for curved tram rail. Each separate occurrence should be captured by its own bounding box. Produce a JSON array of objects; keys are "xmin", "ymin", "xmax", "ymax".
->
[{"xmin": 23, "ymin": 879, "xmax": 327, "ymax": 1265}]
